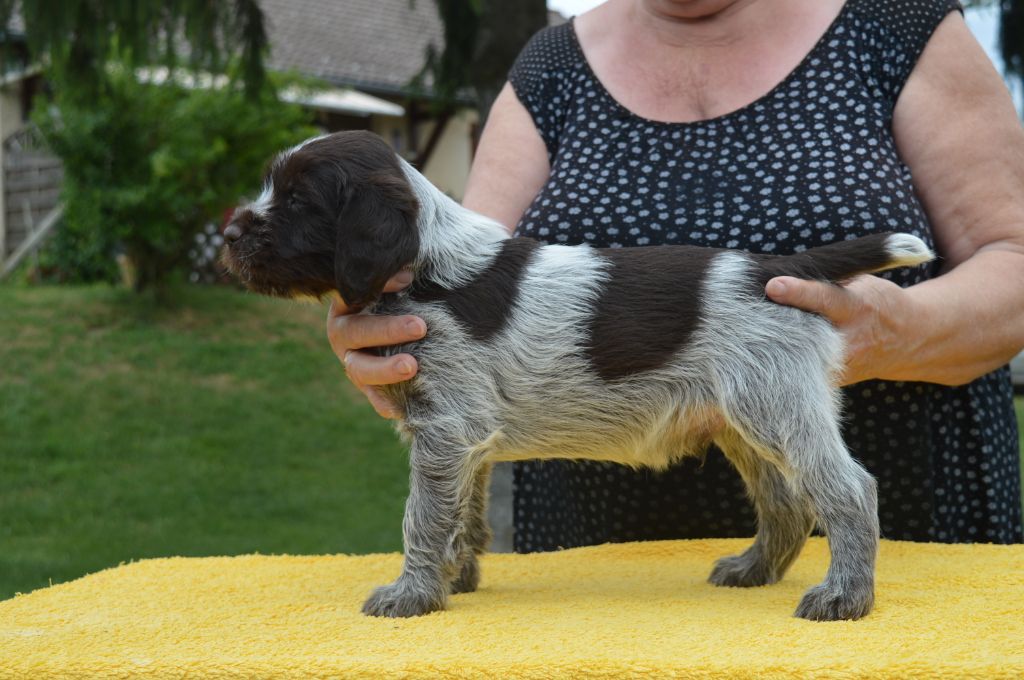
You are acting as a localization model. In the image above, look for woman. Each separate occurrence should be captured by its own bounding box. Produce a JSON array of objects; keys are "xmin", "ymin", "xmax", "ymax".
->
[{"xmin": 328, "ymin": 0, "xmax": 1024, "ymax": 547}]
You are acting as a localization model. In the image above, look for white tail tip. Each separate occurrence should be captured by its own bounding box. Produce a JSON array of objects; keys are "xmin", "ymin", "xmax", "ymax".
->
[{"xmin": 885, "ymin": 233, "xmax": 935, "ymax": 267}]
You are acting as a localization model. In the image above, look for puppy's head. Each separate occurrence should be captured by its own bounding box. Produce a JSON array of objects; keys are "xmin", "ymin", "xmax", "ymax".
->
[{"xmin": 221, "ymin": 131, "xmax": 420, "ymax": 307}]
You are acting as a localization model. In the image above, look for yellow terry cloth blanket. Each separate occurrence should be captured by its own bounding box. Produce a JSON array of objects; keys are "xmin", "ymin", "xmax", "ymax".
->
[{"xmin": 2, "ymin": 537, "xmax": 1023, "ymax": 679}]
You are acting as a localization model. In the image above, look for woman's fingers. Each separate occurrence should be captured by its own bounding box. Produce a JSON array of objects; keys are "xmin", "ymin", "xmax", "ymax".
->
[
  {"xmin": 765, "ymin": 276, "xmax": 860, "ymax": 324},
  {"xmin": 327, "ymin": 295, "xmax": 350, "ymax": 319},
  {"xmin": 344, "ymin": 350, "xmax": 419, "ymax": 386},
  {"xmin": 326, "ymin": 269, "xmax": 414, "ymax": 318},
  {"xmin": 361, "ymin": 385, "xmax": 402, "ymax": 419},
  {"xmin": 383, "ymin": 269, "xmax": 415, "ymax": 293},
  {"xmin": 327, "ymin": 313, "xmax": 424, "ymax": 387},
  {"xmin": 323, "ymin": 268, "xmax": 419, "ymax": 420},
  {"xmin": 328, "ymin": 313, "xmax": 425, "ymax": 356},
  {"xmin": 766, "ymin": 274, "xmax": 914, "ymax": 386}
]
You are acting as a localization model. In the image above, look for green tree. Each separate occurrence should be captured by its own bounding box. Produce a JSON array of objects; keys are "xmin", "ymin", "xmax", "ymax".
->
[
  {"xmin": 36, "ymin": 68, "xmax": 315, "ymax": 292},
  {"xmin": 961, "ymin": 1, "xmax": 1024, "ymax": 90},
  {"xmin": 0, "ymin": 1, "xmax": 313, "ymax": 293},
  {"xmin": 413, "ymin": 0, "xmax": 547, "ymax": 163},
  {"xmin": 998, "ymin": 0, "xmax": 1024, "ymax": 82},
  {"xmin": 1, "ymin": 0, "xmax": 268, "ymax": 99}
]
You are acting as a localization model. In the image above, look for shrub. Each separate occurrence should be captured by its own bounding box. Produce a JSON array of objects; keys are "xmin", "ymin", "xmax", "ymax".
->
[{"xmin": 36, "ymin": 67, "xmax": 317, "ymax": 293}]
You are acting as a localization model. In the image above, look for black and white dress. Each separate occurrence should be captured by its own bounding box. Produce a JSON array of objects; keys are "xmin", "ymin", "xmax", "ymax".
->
[{"xmin": 507, "ymin": 0, "xmax": 1022, "ymax": 550}]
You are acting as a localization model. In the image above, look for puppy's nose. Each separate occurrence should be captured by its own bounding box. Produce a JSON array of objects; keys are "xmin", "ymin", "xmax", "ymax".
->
[{"xmin": 224, "ymin": 222, "xmax": 243, "ymax": 243}]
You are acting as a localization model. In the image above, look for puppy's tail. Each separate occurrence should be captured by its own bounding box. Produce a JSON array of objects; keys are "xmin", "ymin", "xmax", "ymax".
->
[{"xmin": 751, "ymin": 232, "xmax": 934, "ymax": 286}]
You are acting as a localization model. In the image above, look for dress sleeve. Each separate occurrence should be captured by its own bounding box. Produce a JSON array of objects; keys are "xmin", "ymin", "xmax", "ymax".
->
[
  {"xmin": 507, "ymin": 22, "xmax": 579, "ymax": 162},
  {"xmin": 853, "ymin": 0, "xmax": 964, "ymax": 109}
]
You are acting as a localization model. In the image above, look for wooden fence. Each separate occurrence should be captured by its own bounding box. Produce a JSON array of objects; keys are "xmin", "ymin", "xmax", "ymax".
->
[{"xmin": 0, "ymin": 125, "xmax": 63, "ymax": 272}]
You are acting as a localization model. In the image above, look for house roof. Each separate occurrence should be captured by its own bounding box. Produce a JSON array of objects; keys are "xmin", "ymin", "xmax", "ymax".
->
[
  {"xmin": 261, "ymin": 0, "xmax": 444, "ymax": 97},
  {"xmin": 3, "ymin": 1, "xmax": 564, "ymax": 101},
  {"xmin": 261, "ymin": 0, "xmax": 566, "ymax": 99},
  {"xmin": 282, "ymin": 86, "xmax": 406, "ymax": 117}
]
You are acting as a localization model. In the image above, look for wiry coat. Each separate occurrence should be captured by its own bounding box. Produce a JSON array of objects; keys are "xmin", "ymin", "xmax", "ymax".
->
[{"xmin": 222, "ymin": 131, "xmax": 934, "ymax": 621}]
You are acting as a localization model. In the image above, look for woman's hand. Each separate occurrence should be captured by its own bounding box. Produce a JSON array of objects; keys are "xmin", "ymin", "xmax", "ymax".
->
[
  {"xmin": 765, "ymin": 275, "xmax": 917, "ymax": 386},
  {"xmin": 326, "ymin": 270, "xmax": 426, "ymax": 418}
]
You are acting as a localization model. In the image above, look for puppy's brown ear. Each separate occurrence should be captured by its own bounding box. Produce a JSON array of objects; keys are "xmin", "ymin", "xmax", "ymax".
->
[{"xmin": 334, "ymin": 172, "xmax": 419, "ymax": 308}]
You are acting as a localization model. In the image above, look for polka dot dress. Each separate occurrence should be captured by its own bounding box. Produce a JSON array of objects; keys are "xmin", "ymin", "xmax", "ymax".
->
[{"xmin": 507, "ymin": 0, "xmax": 1023, "ymax": 551}]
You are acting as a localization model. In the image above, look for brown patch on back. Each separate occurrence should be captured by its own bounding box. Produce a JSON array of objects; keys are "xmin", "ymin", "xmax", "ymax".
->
[
  {"xmin": 586, "ymin": 246, "xmax": 718, "ymax": 381},
  {"xmin": 410, "ymin": 238, "xmax": 541, "ymax": 341}
]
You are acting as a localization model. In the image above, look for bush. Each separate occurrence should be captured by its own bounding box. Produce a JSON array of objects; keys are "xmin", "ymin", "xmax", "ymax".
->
[{"xmin": 36, "ymin": 67, "xmax": 318, "ymax": 293}]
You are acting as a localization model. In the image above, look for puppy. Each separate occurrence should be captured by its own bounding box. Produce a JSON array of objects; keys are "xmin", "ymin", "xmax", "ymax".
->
[{"xmin": 222, "ymin": 130, "xmax": 933, "ymax": 621}]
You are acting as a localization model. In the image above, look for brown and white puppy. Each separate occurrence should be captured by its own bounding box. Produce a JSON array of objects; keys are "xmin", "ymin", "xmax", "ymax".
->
[{"xmin": 222, "ymin": 130, "xmax": 934, "ymax": 621}]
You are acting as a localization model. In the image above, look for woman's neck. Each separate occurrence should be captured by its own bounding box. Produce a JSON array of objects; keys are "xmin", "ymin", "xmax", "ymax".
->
[
  {"xmin": 631, "ymin": 0, "xmax": 765, "ymax": 47},
  {"xmin": 575, "ymin": 0, "xmax": 845, "ymax": 123}
]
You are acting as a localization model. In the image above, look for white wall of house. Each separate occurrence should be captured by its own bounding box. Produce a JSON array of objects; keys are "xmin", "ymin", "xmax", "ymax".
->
[
  {"xmin": 370, "ymin": 115, "xmax": 409, "ymax": 158},
  {"xmin": 420, "ymin": 109, "xmax": 477, "ymax": 201},
  {"xmin": 372, "ymin": 108, "xmax": 477, "ymax": 201},
  {"xmin": 0, "ymin": 87, "xmax": 23, "ymax": 139},
  {"xmin": 0, "ymin": 83, "xmax": 26, "ymax": 258}
]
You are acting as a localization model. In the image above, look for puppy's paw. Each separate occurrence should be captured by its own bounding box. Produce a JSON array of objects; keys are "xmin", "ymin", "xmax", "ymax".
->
[
  {"xmin": 794, "ymin": 582, "xmax": 874, "ymax": 621},
  {"xmin": 361, "ymin": 580, "xmax": 446, "ymax": 618},
  {"xmin": 708, "ymin": 553, "xmax": 778, "ymax": 587},
  {"xmin": 450, "ymin": 557, "xmax": 480, "ymax": 594}
]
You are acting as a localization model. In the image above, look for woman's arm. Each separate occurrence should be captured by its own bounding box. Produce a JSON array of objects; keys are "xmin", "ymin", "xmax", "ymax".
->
[
  {"xmin": 326, "ymin": 82, "xmax": 550, "ymax": 417},
  {"xmin": 463, "ymin": 83, "xmax": 551, "ymax": 230},
  {"xmin": 767, "ymin": 12, "xmax": 1024, "ymax": 386}
]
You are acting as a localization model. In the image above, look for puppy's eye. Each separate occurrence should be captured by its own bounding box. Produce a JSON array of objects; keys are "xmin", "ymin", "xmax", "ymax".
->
[{"xmin": 286, "ymin": 193, "xmax": 305, "ymax": 209}]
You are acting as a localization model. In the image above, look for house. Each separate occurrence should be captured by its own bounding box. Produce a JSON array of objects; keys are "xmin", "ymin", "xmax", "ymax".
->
[{"xmin": 261, "ymin": 0, "xmax": 480, "ymax": 200}]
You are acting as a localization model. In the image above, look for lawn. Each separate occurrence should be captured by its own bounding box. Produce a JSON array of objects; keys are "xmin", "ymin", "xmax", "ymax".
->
[
  {"xmin": 0, "ymin": 284, "xmax": 409, "ymax": 600},
  {"xmin": 1, "ymin": 284, "xmax": 1023, "ymax": 601}
]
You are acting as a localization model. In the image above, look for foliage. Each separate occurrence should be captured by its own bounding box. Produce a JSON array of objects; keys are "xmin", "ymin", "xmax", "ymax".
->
[
  {"xmin": 415, "ymin": 0, "xmax": 547, "ymax": 119},
  {"xmin": 0, "ymin": 0, "xmax": 268, "ymax": 99},
  {"xmin": 414, "ymin": 0, "xmax": 481, "ymax": 109},
  {"xmin": 0, "ymin": 284, "xmax": 409, "ymax": 600},
  {"xmin": 1000, "ymin": 0, "xmax": 1024, "ymax": 80},
  {"xmin": 34, "ymin": 67, "xmax": 316, "ymax": 292},
  {"xmin": 964, "ymin": 1, "xmax": 1024, "ymax": 84}
]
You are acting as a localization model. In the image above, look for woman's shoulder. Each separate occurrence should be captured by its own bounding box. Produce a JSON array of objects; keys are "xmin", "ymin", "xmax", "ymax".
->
[
  {"xmin": 507, "ymin": 20, "xmax": 587, "ymax": 160},
  {"xmin": 509, "ymin": 21, "xmax": 581, "ymax": 84},
  {"xmin": 844, "ymin": 0, "xmax": 962, "ymax": 36},
  {"xmin": 841, "ymin": 0, "xmax": 963, "ymax": 105}
]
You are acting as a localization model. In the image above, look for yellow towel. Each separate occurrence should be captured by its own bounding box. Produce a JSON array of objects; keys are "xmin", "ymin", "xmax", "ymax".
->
[{"xmin": 2, "ymin": 538, "xmax": 1022, "ymax": 678}]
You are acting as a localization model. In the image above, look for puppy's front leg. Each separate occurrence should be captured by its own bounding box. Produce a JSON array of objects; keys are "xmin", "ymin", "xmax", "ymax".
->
[
  {"xmin": 450, "ymin": 462, "xmax": 492, "ymax": 594},
  {"xmin": 362, "ymin": 433, "xmax": 477, "ymax": 618}
]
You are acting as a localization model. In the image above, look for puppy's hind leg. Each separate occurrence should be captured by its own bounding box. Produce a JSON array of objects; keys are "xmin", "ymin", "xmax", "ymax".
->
[
  {"xmin": 450, "ymin": 462, "xmax": 493, "ymax": 594},
  {"xmin": 362, "ymin": 431, "xmax": 484, "ymax": 618},
  {"xmin": 788, "ymin": 421, "xmax": 879, "ymax": 621},
  {"xmin": 708, "ymin": 429, "xmax": 816, "ymax": 588},
  {"xmin": 722, "ymin": 378, "xmax": 879, "ymax": 621}
]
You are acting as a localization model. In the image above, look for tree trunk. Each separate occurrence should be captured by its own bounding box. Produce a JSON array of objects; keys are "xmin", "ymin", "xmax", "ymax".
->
[{"xmin": 470, "ymin": 0, "xmax": 548, "ymax": 126}]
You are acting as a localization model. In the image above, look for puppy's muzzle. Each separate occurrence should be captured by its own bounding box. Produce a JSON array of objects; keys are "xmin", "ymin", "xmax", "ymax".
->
[
  {"xmin": 221, "ymin": 208, "xmax": 266, "ymax": 279},
  {"xmin": 224, "ymin": 222, "xmax": 243, "ymax": 243},
  {"xmin": 224, "ymin": 208, "xmax": 258, "ymax": 243}
]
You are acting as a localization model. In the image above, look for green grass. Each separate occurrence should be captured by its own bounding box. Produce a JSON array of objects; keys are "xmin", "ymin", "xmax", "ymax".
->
[
  {"xmin": 1, "ymin": 284, "xmax": 1023, "ymax": 601},
  {"xmin": 0, "ymin": 284, "xmax": 409, "ymax": 600}
]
